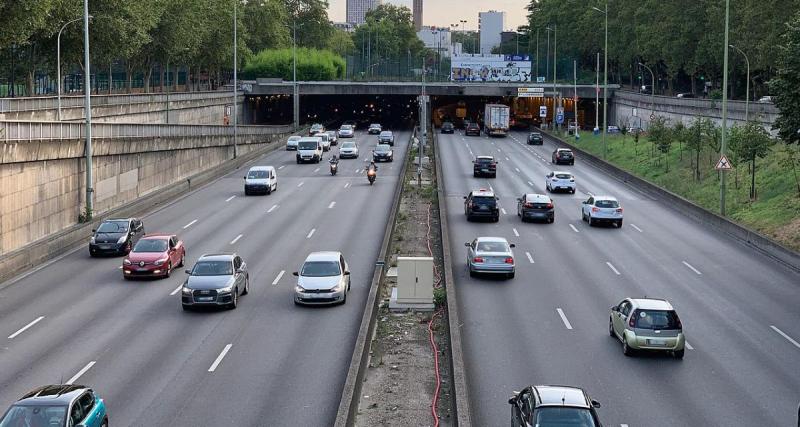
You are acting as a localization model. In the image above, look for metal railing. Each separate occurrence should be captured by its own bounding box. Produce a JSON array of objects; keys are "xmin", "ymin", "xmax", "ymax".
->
[
  {"xmin": 0, "ymin": 120, "xmax": 292, "ymax": 141},
  {"xmin": 0, "ymin": 91, "xmax": 235, "ymax": 113}
]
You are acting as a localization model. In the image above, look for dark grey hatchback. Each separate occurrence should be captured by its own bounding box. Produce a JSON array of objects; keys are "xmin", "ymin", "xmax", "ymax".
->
[
  {"xmin": 181, "ymin": 253, "xmax": 249, "ymax": 310},
  {"xmin": 89, "ymin": 218, "xmax": 144, "ymax": 256}
]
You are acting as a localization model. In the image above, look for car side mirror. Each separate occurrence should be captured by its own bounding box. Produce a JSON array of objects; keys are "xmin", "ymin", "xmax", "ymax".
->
[
  {"xmin": 581, "ymin": 201, "xmax": 587, "ymax": 204},
  {"xmin": 611, "ymin": 306, "xmax": 618, "ymax": 312},
  {"xmin": 517, "ymin": 198, "xmax": 522, "ymax": 202},
  {"xmin": 185, "ymin": 269, "xmax": 192, "ymax": 274},
  {"xmin": 292, "ymin": 271, "xmax": 299, "ymax": 276},
  {"xmin": 464, "ymin": 243, "xmax": 471, "ymax": 247},
  {"xmin": 243, "ymin": 176, "xmax": 247, "ymax": 179},
  {"xmin": 91, "ymin": 229, "xmax": 96, "ymax": 233},
  {"xmin": 463, "ymin": 196, "xmax": 467, "ymax": 200},
  {"xmin": 508, "ymin": 397, "xmax": 516, "ymax": 405},
  {"xmin": 509, "ymin": 244, "xmax": 516, "ymax": 248},
  {"xmin": 344, "ymin": 271, "xmax": 351, "ymax": 275},
  {"xmin": 591, "ymin": 399, "xmax": 601, "ymax": 408}
]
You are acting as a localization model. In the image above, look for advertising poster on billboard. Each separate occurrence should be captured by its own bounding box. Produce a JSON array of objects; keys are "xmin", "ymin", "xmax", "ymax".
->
[{"xmin": 450, "ymin": 55, "xmax": 533, "ymax": 82}]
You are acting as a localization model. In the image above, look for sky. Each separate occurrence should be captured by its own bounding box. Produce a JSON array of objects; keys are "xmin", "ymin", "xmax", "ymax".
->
[{"xmin": 326, "ymin": 0, "xmax": 530, "ymax": 31}]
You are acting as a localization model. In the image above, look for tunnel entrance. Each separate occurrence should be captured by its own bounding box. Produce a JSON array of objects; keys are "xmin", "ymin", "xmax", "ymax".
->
[{"xmin": 245, "ymin": 94, "xmax": 419, "ymax": 129}]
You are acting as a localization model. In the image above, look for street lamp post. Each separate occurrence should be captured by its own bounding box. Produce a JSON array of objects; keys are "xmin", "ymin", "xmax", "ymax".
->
[
  {"xmin": 720, "ymin": 0, "xmax": 732, "ymax": 216},
  {"xmin": 729, "ymin": 44, "xmax": 750, "ymax": 122},
  {"xmin": 553, "ymin": 24, "xmax": 558, "ymax": 132},
  {"xmin": 293, "ymin": 19, "xmax": 299, "ymax": 131},
  {"xmin": 82, "ymin": 0, "xmax": 93, "ymax": 219},
  {"xmin": 545, "ymin": 27, "xmax": 552, "ymax": 128},
  {"xmin": 57, "ymin": 16, "xmax": 86, "ymax": 121},
  {"xmin": 638, "ymin": 62, "xmax": 656, "ymax": 118},
  {"xmin": 232, "ymin": 0, "xmax": 241, "ymax": 158},
  {"xmin": 592, "ymin": 3, "xmax": 608, "ymax": 159}
]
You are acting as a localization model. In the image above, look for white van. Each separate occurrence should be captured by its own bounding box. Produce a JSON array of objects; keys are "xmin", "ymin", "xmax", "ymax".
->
[
  {"xmin": 296, "ymin": 137, "xmax": 323, "ymax": 163},
  {"xmin": 317, "ymin": 133, "xmax": 331, "ymax": 151},
  {"xmin": 244, "ymin": 166, "xmax": 277, "ymax": 195}
]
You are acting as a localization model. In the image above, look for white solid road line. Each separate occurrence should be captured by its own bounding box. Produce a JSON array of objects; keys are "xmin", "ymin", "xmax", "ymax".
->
[
  {"xmin": 306, "ymin": 228, "xmax": 316, "ymax": 239},
  {"xmin": 682, "ymin": 261, "xmax": 702, "ymax": 275},
  {"xmin": 297, "ymin": 181, "xmax": 305, "ymax": 187},
  {"xmin": 208, "ymin": 344, "xmax": 233, "ymax": 372},
  {"xmin": 621, "ymin": 424, "xmax": 630, "ymax": 427},
  {"xmin": 606, "ymin": 262, "xmax": 621, "ymax": 275},
  {"xmin": 556, "ymin": 308, "xmax": 573, "ymax": 330},
  {"xmin": 182, "ymin": 219, "xmax": 198, "ymax": 229},
  {"xmin": 328, "ymin": 201, "xmax": 336, "ymax": 209},
  {"xmin": 8, "ymin": 316, "xmax": 45, "ymax": 339},
  {"xmin": 225, "ymin": 195, "xmax": 236, "ymax": 202},
  {"xmin": 230, "ymin": 234, "xmax": 243, "ymax": 245},
  {"xmin": 513, "ymin": 228, "xmax": 520, "ymax": 237},
  {"xmin": 67, "ymin": 361, "xmax": 96, "ymax": 384},
  {"xmin": 272, "ymin": 270, "xmax": 285, "ymax": 286},
  {"xmin": 267, "ymin": 205, "xmax": 278, "ymax": 213},
  {"xmin": 170, "ymin": 284, "xmax": 182, "ymax": 296},
  {"xmin": 630, "ymin": 223, "xmax": 643, "ymax": 233},
  {"xmin": 770, "ymin": 325, "xmax": 800, "ymax": 349},
  {"xmin": 569, "ymin": 224, "xmax": 580, "ymax": 233},
  {"xmin": 501, "ymin": 208, "xmax": 507, "ymax": 215},
  {"xmin": 526, "ymin": 252, "xmax": 534, "ymax": 264}
]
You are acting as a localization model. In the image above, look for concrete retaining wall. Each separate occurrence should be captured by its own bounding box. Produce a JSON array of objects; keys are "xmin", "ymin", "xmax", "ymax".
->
[
  {"xmin": 0, "ymin": 128, "xmax": 291, "ymax": 276},
  {"xmin": 612, "ymin": 90, "xmax": 778, "ymax": 133},
  {"xmin": 542, "ymin": 130, "xmax": 800, "ymax": 273}
]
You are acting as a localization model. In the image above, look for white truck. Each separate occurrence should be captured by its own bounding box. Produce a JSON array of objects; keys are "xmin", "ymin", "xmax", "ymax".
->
[{"xmin": 484, "ymin": 104, "xmax": 510, "ymax": 137}]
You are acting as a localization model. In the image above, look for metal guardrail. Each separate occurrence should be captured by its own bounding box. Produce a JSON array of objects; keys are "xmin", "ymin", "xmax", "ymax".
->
[
  {"xmin": 0, "ymin": 120, "xmax": 291, "ymax": 141},
  {"xmin": 0, "ymin": 91, "xmax": 235, "ymax": 113}
]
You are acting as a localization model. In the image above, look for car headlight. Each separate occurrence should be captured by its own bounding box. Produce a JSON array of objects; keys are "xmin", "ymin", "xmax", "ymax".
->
[
  {"xmin": 117, "ymin": 235, "xmax": 128, "ymax": 244},
  {"xmin": 123, "ymin": 259, "xmax": 132, "ymax": 266},
  {"xmin": 295, "ymin": 285, "xmax": 306, "ymax": 293},
  {"xmin": 181, "ymin": 286, "xmax": 192, "ymax": 294},
  {"xmin": 90, "ymin": 236, "xmax": 96, "ymax": 244},
  {"xmin": 154, "ymin": 258, "xmax": 168, "ymax": 266},
  {"xmin": 329, "ymin": 282, "xmax": 343, "ymax": 292},
  {"xmin": 218, "ymin": 285, "xmax": 233, "ymax": 294}
]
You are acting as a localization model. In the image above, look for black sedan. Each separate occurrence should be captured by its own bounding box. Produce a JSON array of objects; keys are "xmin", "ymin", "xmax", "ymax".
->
[
  {"xmin": 89, "ymin": 217, "xmax": 145, "ymax": 256},
  {"xmin": 465, "ymin": 122, "xmax": 481, "ymax": 136},
  {"xmin": 441, "ymin": 122, "xmax": 455, "ymax": 133},
  {"xmin": 372, "ymin": 144, "xmax": 394, "ymax": 162},
  {"xmin": 527, "ymin": 132, "xmax": 543, "ymax": 145}
]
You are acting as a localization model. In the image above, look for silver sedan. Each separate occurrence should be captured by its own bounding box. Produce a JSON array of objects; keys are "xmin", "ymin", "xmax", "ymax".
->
[{"xmin": 465, "ymin": 237, "xmax": 516, "ymax": 279}]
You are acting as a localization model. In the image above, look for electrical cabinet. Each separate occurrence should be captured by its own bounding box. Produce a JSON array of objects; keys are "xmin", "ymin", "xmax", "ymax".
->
[{"xmin": 396, "ymin": 256, "xmax": 434, "ymax": 304}]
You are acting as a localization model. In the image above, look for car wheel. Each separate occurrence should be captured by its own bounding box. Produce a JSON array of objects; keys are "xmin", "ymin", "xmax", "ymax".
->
[
  {"xmin": 571, "ymin": 188, "xmax": 575, "ymax": 194},
  {"xmin": 341, "ymin": 290, "xmax": 347, "ymax": 305},
  {"xmin": 617, "ymin": 219, "xmax": 623, "ymax": 228},
  {"xmin": 674, "ymin": 349, "xmax": 685, "ymax": 359},
  {"xmin": 623, "ymin": 337, "xmax": 634, "ymax": 356},
  {"xmin": 609, "ymin": 319, "xmax": 615, "ymax": 337},
  {"xmin": 570, "ymin": 161, "xmax": 574, "ymax": 165},
  {"xmin": 296, "ymin": 159, "xmax": 300, "ymax": 164},
  {"xmin": 242, "ymin": 277, "xmax": 250, "ymax": 295},
  {"xmin": 588, "ymin": 216, "xmax": 594, "ymax": 227},
  {"xmin": 244, "ymin": 189, "xmax": 250, "ymax": 196},
  {"xmin": 101, "ymin": 417, "xmax": 108, "ymax": 427},
  {"xmin": 182, "ymin": 304, "xmax": 191, "ymax": 311},
  {"xmin": 267, "ymin": 186, "xmax": 272, "ymax": 195},
  {"xmin": 507, "ymin": 272, "xmax": 515, "ymax": 279},
  {"xmin": 178, "ymin": 254, "xmax": 185, "ymax": 267},
  {"xmin": 229, "ymin": 289, "xmax": 238, "ymax": 309},
  {"xmin": 548, "ymin": 216, "xmax": 554, "ymax": 224},
  {"xmin": 165, "ymin": 262, "xmax": 172, "ymax": 278},
  {"xmin": 124, "ymin": 241, "xmax": 132, "ymax": 254},
  {"xmin": 493, "ymin": 215, "xmax": 499, "ymax": 222}
]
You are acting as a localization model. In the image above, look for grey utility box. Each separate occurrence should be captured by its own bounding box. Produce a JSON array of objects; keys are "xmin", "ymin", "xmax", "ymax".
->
[{"xmin": 396, "ymin": 256, "xmax": 434, "ymax": 305}]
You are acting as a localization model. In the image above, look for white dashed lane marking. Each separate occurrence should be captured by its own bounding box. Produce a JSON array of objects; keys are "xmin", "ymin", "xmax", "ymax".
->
[
  {"xmin": 7, "ymin": 316, "xmax": 45, "ymax": 340},
  {"xmin": 770, "ymin": 325, "xmax": 800, "ymax": 349},
  {"xmin": 225, "ymin": 195, "xmax": 236, "ymax": 202},
  {"xmin": 606, "ymin": 262, "xmax": 621, "ymax": 275},
  {"xmin": 230, "ymin": 234, "xmax": 243, "ymax": 245},
  {"xmin": 208, "ymin": 344, "xmax": 233, "ymax": 372},
  {"xmin": 183, "ymin": 219, "xmax": 198, "ymax": 229},
  {"xmin": 556, "ymin": 308, "xmax": 573, "ymax": 330},
  {"xmin": 67, "ymin": 361, "xmax": 96, "ymax": 384},
  {"xmin": 272, "ymin": 270, "xmax": 285, "ymax": 286},
  {"xmin": 682, "ymin": 261, "xmax": 702, "ymax": 275},
  {"xmin": 525, "ymin": 252, "xmax": 534, "ymax": 264}
]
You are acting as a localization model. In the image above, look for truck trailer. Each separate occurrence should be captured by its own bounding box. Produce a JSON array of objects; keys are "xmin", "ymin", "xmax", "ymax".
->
[{"xmin": 484, "ymin": 104, "xmax": 510, "ymax": 137}]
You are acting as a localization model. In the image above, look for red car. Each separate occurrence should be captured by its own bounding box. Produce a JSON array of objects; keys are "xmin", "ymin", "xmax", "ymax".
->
[{"xmin": 123, "ymin": 234, "xmax": 185, "ymax": 279}]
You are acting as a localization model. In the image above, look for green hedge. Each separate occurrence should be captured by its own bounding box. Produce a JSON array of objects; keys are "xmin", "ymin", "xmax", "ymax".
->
[{"xmin": 242, "ymin": 48, "xmax": 345, "ymax": 81}]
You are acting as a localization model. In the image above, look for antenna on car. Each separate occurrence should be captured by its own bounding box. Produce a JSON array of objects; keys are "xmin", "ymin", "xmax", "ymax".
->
[{"xmin": 561, "ymin": 393, "xmax": 566, "ymax": 406}]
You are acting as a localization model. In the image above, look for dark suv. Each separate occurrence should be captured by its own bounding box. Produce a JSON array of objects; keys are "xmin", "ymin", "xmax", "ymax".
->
[
  {"xmin": 509, "ymin": 385, "xmax": 602, "ymax": 427},
  {"xmin": 527, "ymin": 132, "xmax": 543, "ymax": 145},
  {"xmin": 89, "ymin": 217, "xmax": 144, "ymax": 256},
  {"xmin": 0, "ymin": 384, "xmax": 108, "ymax": 427},
  {"xmin": 441, "ymin": 122, "xmax": 455, "ymax": 133},
  {"xmin": 552, "ymin": 148, "xmax": 575, "ymax": 165},
  {"xmin": 465, "ymin": 122, "xmax": 481, "ymax": 136},
  {"xmin": 473, "ymin": 156, "xmax": 497, "ymax": 178},
  {"xmin": 464, "ymin": 189, "xmax": 499, "ymax": 222}
]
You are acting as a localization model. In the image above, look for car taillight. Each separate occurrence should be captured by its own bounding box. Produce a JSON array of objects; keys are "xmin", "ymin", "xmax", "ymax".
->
[
  {"xmin": 591, "ymin": 207, "xmax": 599, "ymax": 212},
  {"xmin": 473, "ymin": 257, "xmax": 484, "ymax": 263},
  {"xmin": 616, "ymin": 208, "xmax": 624, "ymax": 213},
  {"xmin": 504, "ymin": 257, "xmax": 514, "ymax": 264},
  {"xmin": 546, "ymin": 203, "xmax": 553, "ymax": 209},
  {"xmin": 675, "ymin": 316, "xmax": 682, "ymax": 329},
  {"xmin": 524, "ymin": 202, "xmax": 534, "ymax": 208},
  {"xmin": 629, "ymin": 311, "xmax": 637, "ymax": 327}
]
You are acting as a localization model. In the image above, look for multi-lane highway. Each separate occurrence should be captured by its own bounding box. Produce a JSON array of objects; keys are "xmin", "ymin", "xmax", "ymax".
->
[
  {"xmin": 0, "ymin": 129, "xmax": 408, "ymax": 426},
  {"xmin": 439, "ymin": 129, "xmax": 800, "ymax": 426}
]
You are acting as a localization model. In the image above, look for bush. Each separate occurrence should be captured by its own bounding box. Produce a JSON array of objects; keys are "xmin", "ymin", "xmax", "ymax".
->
[{"xmin": 242, "ymin": 48, "xmax": 346, "ymax": 81}]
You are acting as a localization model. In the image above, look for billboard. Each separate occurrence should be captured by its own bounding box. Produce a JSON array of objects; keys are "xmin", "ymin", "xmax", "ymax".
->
[{"xmin": 450, "ymin": 55, "xmax": 532, "ymax": 82}]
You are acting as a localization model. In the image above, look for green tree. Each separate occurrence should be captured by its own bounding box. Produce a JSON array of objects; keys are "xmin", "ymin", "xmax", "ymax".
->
[
  {"xmin": 285, "ymin": 0, "xmax": 334, "ymax": 50},
  {"xmin": 770, "ymin": 11, "xmax": 800, "ymax": 144},
  {"xmin": 327, "ymin": 29, "xmax": 355, "ymax": 57},
  {"xmin": 732, "ymin": 121, "xmax": 775, "ymax": 199},
  {"xmin": 648, "ymin": 116, "xmax": 672, "ymax": 171},
  {"xmin": 242, "ymin": 47, "xmax": 344, "ymax": 80}
]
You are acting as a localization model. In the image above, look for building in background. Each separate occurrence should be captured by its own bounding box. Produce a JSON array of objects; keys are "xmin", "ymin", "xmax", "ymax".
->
[
  {"xmin": 332, "ymin": 22, "xmax": 356, "ymax": 33},
  {"xmin": 417, "ymin": 27, "xmax": 452, "ymax": 58},
  {"xmin": 479, "ymin": 10, "xmax": 506, "ymax": 54},
  {"xmin": 413, "ymin": 0, "xmax": 423, "ymax": 31},
  {"xmin": 346, "ymin": 0, "xmax": 382, "ymax": 25}
]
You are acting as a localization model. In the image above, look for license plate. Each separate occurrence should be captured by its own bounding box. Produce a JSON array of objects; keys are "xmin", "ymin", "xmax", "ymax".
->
[
  {"xmin": 99, "ymin": 245, "xmax": 110, "ymax": 249},
  {"xmin": 137, "ymin": 268, "xmax": 148, "ymax": 272},
  {"xmin": 647, "ymin": 339, "xmax": 666, "ymax": 346},
  {"xmin": 197, "ymin": 297, "xmax": 213, "ymax": 302},
  {"xmin": 481, "ymin": 169, "xmax": 488, "ymax": 172}
]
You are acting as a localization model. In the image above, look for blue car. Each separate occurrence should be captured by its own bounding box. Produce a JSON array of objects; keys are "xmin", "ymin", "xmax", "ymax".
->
[{"xmin": 0, "ymin": 384, "xmax": 108, "ymax": 427}]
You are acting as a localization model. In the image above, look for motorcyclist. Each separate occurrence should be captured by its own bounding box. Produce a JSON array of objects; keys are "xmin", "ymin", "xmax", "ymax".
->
[
  {"xmin": 329, "ymin": 154, "xmax": 339, "ymax": 164},
  {"xmin": 367, "ymin": 161, "xmax": 378, "ymax": 173}
]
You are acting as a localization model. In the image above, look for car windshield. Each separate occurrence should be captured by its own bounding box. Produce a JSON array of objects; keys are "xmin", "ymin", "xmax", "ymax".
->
[
  {"xmin": 288, "ymin": 136, "xmax": 301, "ymax": 141},
  {"xmin": 530, "ymin": 133, "xmax": 541, "ymax": 138},
  {"xmin": 476, "ymin": 158, "xmax": 493, "ymax": 164},
  {"xmin": 443, "ymin": 122, "xmax": 453, "ymax": 127},
  {"xmin": 533, "ymin": 407, "xmax": 596, "ymax": 426},
  {"xmin": 556, "ymin": 174, "xmax": 572, "ymax": 179},
  {"xmin": 341, "ymin": 142, "xmax": 356, "ymax": 148},
  {"xmin": 97, "ymin": 221, "xmax": 128, "ymax": 233},
  {"xmin": 0, "ymin": 405, "xmax": 67, "ymax": 427},
  {"xmin": 298, "ymin": 141, "xmax": 318, "ymax": 150},
  {"xmin": 476, "ymin": 241, "xmax": 509, "ymax": 252},
  {"xmin": 633, "ymin": 309, "xmax": 681, "ymax": 330},
  {"xmin": 133, "ymin": 239, "xmax": 168, "ymax": 253},
  {"xmin": 375, "ymin": 145, "xmax": 390, "ymax": 153},
  {"xmin": 595, "ymin": 200, "xmax": 619, "ymax": 208},
  {"xmin": 370, "ymin": 124, "xmax": 380, "ymax": 128},
  {"xmin": 340, "ymin": 125, "xmax": 352, "ymax": 131},
  {"xmin": 247, "ymin": 170, "xmax": 268, "ymax": 179},
  {"xmin": 558, "ymin": 150, "xmax": 573, "ymax": 155},
  {"xmin": 312, "ymin": 124, "xmax": 322, "ymax": 130},
  {"xmin": 301, "ymin": 261, "xmax": 341, "ymax": 277},
  {"xmin": 191, "ymin": 260, "xmax": 233, "ymax": 276}
]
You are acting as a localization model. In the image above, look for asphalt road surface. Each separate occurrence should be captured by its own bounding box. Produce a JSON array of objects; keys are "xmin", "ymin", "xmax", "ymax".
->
[
  {"xmin": 439, "ymin": 128, "xmax": 800, "ymax": 426},
  {"xmin": 0, "ymin": 129, "xmax": 408, "ymax": 426}
]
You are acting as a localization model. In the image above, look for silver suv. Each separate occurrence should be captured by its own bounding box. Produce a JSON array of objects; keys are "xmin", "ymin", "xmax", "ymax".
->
[
  {"xmin": 609, "ymin": 298, "xmax": 685, "ymax": 358},
  {"xmin": 181, "ymin": 253, "xmax": 249, "ymax": 310},
  {"xmin": 509, "ymin": 385, "xmax": 602, "ymax": 426}
]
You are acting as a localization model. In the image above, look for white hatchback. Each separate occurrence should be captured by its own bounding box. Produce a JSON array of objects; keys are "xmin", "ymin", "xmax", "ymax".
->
[
  {"xmin": 546, "ymin": 171, "xmax": 576, "ymax": 193},
  {"xmin": 581, "ymin": 195, "xmax": 623, "ymax": 227}
]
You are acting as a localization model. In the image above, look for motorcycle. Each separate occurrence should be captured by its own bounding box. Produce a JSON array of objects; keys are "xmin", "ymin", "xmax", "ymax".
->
[
  {"xmin": 330, "ymin": 162, "xmax": 338, "ymax": 176},
  {"xmin": 367, "ymin": 167, "xmax": 377, "ymax": 185}
]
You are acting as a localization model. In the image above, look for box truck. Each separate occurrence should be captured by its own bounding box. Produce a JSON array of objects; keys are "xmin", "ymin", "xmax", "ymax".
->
[{"xmin": 484, "ymin": 104, "xmax": 510, "ymax": 137}]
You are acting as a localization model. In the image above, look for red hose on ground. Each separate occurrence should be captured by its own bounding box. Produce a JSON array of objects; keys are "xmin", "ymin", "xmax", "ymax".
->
[{"xmin": 428, "ymin": 308, "xmax": 443, "ymax": 427}]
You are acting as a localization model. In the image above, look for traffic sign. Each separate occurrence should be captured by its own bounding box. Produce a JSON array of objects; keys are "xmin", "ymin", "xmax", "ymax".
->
[
  {"xmin": 518, "ymin": 87, "xmax": 545, "ymax": 98},
  {"xmin": 539, "ymin": 106, "xmax": 547, "ymax": 118},
  {"xmin": 715, "ymin": 155, "xmax": 733, "ymax": 171},
  {"xmin": 556, "ymin": 113, "xmax": 564, "ymax": 124},
  {"xmin": 536, "ymin": 76, "xmax": 545, "ymax": 83}
]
